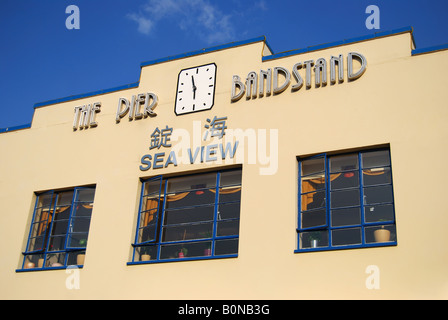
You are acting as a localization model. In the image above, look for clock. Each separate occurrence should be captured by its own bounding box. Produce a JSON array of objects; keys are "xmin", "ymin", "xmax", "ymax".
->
[{"xmin": 175, "ymin": 63, "xmax": 217, "ymax": 115}]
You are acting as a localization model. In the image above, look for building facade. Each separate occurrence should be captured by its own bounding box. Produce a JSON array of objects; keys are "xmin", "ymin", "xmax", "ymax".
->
[{"xmin": 1, "ymin": 27, "xmax": 447, "ymax": 299}]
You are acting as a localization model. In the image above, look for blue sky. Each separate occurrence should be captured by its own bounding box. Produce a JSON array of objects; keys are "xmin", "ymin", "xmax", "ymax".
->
[{"xmin": 1, "ymin": 0, "xmax": 447, "ymax": 129}]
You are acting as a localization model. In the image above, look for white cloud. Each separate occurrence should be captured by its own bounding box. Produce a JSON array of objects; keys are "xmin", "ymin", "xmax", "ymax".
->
[
  {"xmin": 126, "ymin": 13, "xmax": 154, "ymax": 35},
  {"xmin": 127, "ymin": 0, "xmax": 238, "ymax": 44}
]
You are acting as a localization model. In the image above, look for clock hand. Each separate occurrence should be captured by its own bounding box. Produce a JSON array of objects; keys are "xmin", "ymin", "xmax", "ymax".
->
[{"xmin": 191, "ymin": 75, "xmax": 197, "ymax": 99}]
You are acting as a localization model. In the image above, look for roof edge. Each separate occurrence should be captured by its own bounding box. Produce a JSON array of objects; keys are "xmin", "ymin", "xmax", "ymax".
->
[
  {"xmin": 262, "ymin": 26, "xmax": 414, "ymax": 62},
  {"xmin": 33, "ymin": 82, "xmax": 140, "ymax": 109},
  {"xmin": 140, "ymin": 36, "xmax": 267, "ymax": 68},
  {"xmin": 0, "ymin": 123, "xmax": 32, "ymax": 134},
  {"xmin": 412, "ymin": 43, "xmax": 448, "ymax": 56}
]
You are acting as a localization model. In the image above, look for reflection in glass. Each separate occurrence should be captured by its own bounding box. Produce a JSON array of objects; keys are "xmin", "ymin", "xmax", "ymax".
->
[
  {"xmin": 215, "ymin": 239, "xmax": 238, "ymax": 256},
  {"xmin": 162, "ymin": 222, "xmax": 213, "ymax": 242},
  {"xmin": 302, "ymin": 191, "xmax": 326, "ymax": 211},
  {"xmin": 331, "ymin": 207, "xmax": 361, "ymax": 227},
  {"xmin": 330, "ymin": 172, "xmax": 359, "ymax": 190},
  {"xmin": 167, "ymin": 173, "xmax": 217, "ymax": 194},
  {"xmin": 363, "ymin": 168, "xmax": 391, "ymax": 186},
  {"xmin": 301, "ymin": 208, "xmax": 326, "ymax": 229},
  {"xmin": 301, "ymin": 175, "xmax": 325, "ymax": 193},
  {"xmin": 301, "ymin": 158, "xmax": 325, "ymax": 176},
  {"xmin": 362, "ymin": 150, "xmax": 390, "ymax": 168},
  {"xmin": 330, "ymin": 154, "xmax": 358, "ymax": 173},
  {"xmin": 165, "ymin": 190, "xmax": 216, "ymax": 209},
  {"xmin": 364, "ymin": 185, "xmax": 393, "ymax": 205},
  {"xmin": 332, "ymin": 228, "xmax": 361, "ymax": 246},
  {"xmin": 364, "ymin": 204, "xmax": 394, "ymax": 223},
  {"xmin": 220, "ymin": 169, "xmax": 242, "ymax": 186},
  {"xmin": 331, "ymin": 189, "xmax": 360, "ymax": 208},
  {"xmin": 164, "ymin": 205, "xmax": 214, "ymax": 225}
]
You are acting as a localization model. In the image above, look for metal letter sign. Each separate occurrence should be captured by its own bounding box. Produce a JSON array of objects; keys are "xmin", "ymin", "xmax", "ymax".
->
[{"xmin": 231, "ymin": 52, "xmax": 367, "ymax": 102}]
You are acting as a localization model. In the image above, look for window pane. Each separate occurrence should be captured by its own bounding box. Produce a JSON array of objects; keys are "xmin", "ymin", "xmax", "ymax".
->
[
  {"xmin": 70, "ymin": 251, "xmax": 85, "ymax": 266},
  {"xmin": 301, "ymin": 175, "xmax": 325, "ymax": 193},
  {"xmin": 362, "ymin": 150, "xmax": 390, "ymax": 168},
  {"xmin": 29, "ymin": 218, "xmax": 49, "ymax": 239},
  {"xmin": 50, "ymin": 219, "xmax": 69, "ymax": 236},
  {"xmin": 215, "ymin": 238, "xmax": 238, "ymax": 256},
  {"xmin": 67, "ymin": 233, "xmax": 89, "ymax": 248},
  {"xmin": 34, "ymin": 208, "xmax": 51, "ymax": 223},
  {"xmin": 140, "ymin": 209, "xmax": 158, "ymax": 229},
  {"xmin": 139, "ymin": 225, "xmax": 157, "ymax": 243},
  {"xmin": 71, "ymin": 217, "xmax": 91, "ymax": 233},
  {"xmin": 164, "ymin": 205, "xmax": 214, "ymax": 225},
  {"xmin": 364, "ymin": 204, "xmax": 395, "ymax": 223},
  {"xmin": 218, "ymin": 202, "xmax": 240, "ymax": 220},
  {"xmin": 143, "ymin": 179, "xmax": 164, "ymax": 196},
  {"xmin": 167, "ymin": 173, "xmax": 216, "ymax": 193},
  {"xmin": 56, "ymin": 191, "xmax": 74, "ymax": 206},
  {"xmin": 220, "ymin": 169, "xmax": 242, "ymax": 186},
  {"xmin": 331, "ymin": 189, "xmax": 360, "ymax": 208},
  {"xmin": 218, "ymin": 187, "xmax": 241, "ymax": 203},
  {"xmin": 48, "ymin": 235, "xmax": 65, "ymax": 251},
  {"xmin": 302, "ymin": 191, "xmax": 326, "ymax": 211},
  {"xmin": 331, "ymin": 207, "xmax": 361, "ymax": 227},
  {"xmin": 301, "ymin": 208, "xmax": 326, "ymax": 229},
  {"xmin": 301, "ymin": 158, "xmax": 325, "ymax": 176},
  {"xmin": 332, "ymin": 228, "xmax": 361, "ymax": 246},
  {"xmin": 330, "ymin": 172, "xmax": 359, "ymax": 190},
  {"xmin": 77, "ymin": 188, "xmax": 95, "ymax": 203},
  {"xmin": 160, "ymin": 241, "xmax": 213, "ymax": 259},
  {"xmin": 162, "ymin": 222, "xmax": 213, "ymax": 242},
  {"xmin": 45, "ymin": 252, "xmax": 66, "ymax": 268},
  {"xmin": 365, "ymin": 224, "xmax": 396, "ymax": 243},
  {"xmin": 136, "ymin": 245, "xmax": 157, "ymax": 262},
  {"xmin": 36, "ymin": 193, "xmax": 55, "ymax": 208},
  {"xmin": 27, "ymin": 235, "xmax": 46, "ymax": 252},
  {"xmin": 217, "ymin": 220, "xmax": 239, "ymax": 237},
  {"xmin": 364, "ymin": 185, "xmax": 393, "ymax": 204},
  {"xmin": 300, "ymin": 230, "xmax": 328, "ymax": 249},
  {"xmin": 363, "ymin": 168, "xmax": 391, "ymax": 186},
  {"xmin": 23, "ymin": 253, "xmax": 44, "ymax": 269},
  {"xmin": 73, "ymin": 203, "xmax": 93, "ymax": 217},
  {"xmin": 330, "ymin": 154, "xmax": 358, "ymax": 173},
  {"xmin": 165, "ymin": 189, "xmax": 216, "ymax": 209}
]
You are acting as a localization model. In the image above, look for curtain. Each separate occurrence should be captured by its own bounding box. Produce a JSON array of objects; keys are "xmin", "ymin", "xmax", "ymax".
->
[
  {"xmin": 142, "ymin": 188, "xmax": 240, "ymax": 227},
  {"xmin": 209, "ymin": 187, "xmax": 241, "ymax": 194},
  {"xmin": 301, "ymin": 170, "xmax": 385, "ymax": 211},
  {"xmin": 143, "ymin": 192, "xmax": 190, "ymax": 226},
  {"xmin": 37, "ymin": 206, "xmax": 70, "ymax": 236}
]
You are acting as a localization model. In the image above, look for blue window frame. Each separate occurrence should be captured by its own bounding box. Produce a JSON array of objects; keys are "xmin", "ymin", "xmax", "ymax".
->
[
  {"xmin": 296, "ymin": 148, "xmax": 397, "ymax": 252},
  {"xmin": 18, "ymin": 186, "xmax": 96, "ymax": 271},
  {"xmin": 129, "ymin": 168, "xmax": 242, "ymax": 264}
]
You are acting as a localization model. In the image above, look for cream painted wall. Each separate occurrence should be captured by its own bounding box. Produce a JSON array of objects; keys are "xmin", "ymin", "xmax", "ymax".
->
[{"xmin": 1, "ymin": 31, "xmax": 447, "ymax": 299}]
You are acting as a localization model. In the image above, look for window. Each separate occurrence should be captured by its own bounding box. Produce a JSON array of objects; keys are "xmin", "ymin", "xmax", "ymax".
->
[
  {"xmin": 129, "ymin": 168, "xmax": 242, "ymax": 264},
  {"xmin": 18, "ymin": 186, "xmax": 96, "ymax": 271},
  {"xmin": 296, "ymin": 148, "xmax": 397, "ymax": 252}
]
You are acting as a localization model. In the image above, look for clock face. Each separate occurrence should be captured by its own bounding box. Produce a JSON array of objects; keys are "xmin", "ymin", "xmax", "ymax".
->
[{"xmin": 175, "ymin": 63, "xmax": 217, "ymax": 115}]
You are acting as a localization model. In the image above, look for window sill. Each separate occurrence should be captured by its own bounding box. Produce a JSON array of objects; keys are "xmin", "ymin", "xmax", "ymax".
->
[
  {"xmin": 127, "ymin": 254, "xmax": 238, "ymax": 266},
  {"xmin": 16, "ymin": 265, "xmax": 84, "ymax": 273},
  {"xmin": 294, "ymin": 241, "xmax": 397, "ymax": 253}
]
